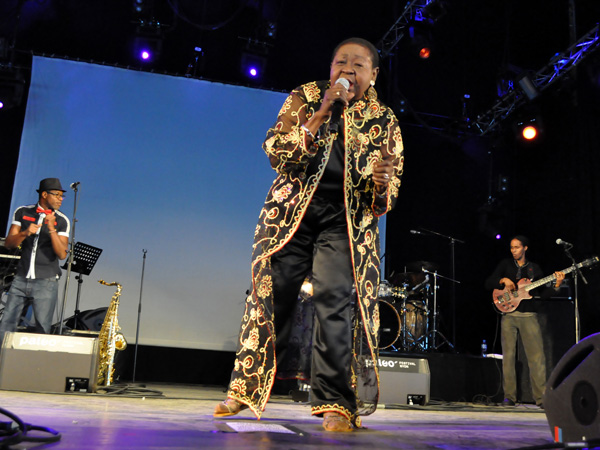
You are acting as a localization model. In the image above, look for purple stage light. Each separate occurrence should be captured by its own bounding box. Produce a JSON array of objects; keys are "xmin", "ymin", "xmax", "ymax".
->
[
  {"xmin": 140, "ymin": 50, "xmax": 151, "ymax": 61},
  {"xmin": 0, "ymin": 101, "xmax": 4, "ymax": 109},
  {"xmin": 240, "ymin": 52, "xmax": 266, "ymax": 80},
  {"xmin": 495, "ymin": 234, "xmax": 502, "ymax": 240}
]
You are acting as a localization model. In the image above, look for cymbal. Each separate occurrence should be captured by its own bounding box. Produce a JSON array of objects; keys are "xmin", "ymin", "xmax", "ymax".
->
[
  {"xmin": 405, "ymin": 260, "xmax": 439, "ymax": 272},
  {"xmin": 389, "ymin": 272, "xmax": 425, "ymax": 286}
]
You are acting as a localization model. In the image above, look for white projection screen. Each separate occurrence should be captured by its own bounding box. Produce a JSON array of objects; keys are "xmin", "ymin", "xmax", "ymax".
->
[
  {"xmin": 9, "ymin": 56, "xmax": 386, "ymax": 351},
  {"xmin": 8, "ymin": 56, "xmax": 286, "ymax": 351}
]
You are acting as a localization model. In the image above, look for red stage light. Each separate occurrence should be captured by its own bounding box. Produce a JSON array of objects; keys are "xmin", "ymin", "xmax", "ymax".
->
[{"xmin": 419, "ymin": 47, "xmax": 431, "ymax": 59}]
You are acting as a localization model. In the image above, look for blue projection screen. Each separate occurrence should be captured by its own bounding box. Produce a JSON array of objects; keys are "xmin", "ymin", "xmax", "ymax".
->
[{"xmin": 9, "ymin": 56, "xmax": 287, "ymax": 350}]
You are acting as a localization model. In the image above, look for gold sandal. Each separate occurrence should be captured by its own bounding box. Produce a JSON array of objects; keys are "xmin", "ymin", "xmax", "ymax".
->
[
  {"xmin": 213, "ymin": 398, "xmax": 248, "ymax": 418},
  {"xmin": 322, "ymin": 412, "xmax": 353, "ymax": 432}
]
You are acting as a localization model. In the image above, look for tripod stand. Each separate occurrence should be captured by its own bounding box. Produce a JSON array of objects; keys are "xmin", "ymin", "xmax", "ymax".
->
[
  {"xmin": 61, "ymin": 242, "xmax": 102, "ymax": 331},
  {"xmin": 416, "ymin": 268, "xmax": 459, "ymax": 351}
]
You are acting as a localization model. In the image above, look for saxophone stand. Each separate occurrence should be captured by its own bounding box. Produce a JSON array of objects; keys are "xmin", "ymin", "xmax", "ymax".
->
[
  {"xmin": 60, "ymin": 242, "xmax": 102, "ymax": 332},
  {"xmin": 560, "ymin": 242, "xmax": 588, "ymax": 343},
  {"xmin": 417, "ymin": 268, "xmax": 459, "ymax": 351}
]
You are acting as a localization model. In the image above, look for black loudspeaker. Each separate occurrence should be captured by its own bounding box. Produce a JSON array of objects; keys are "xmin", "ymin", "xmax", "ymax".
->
[
  {"xmin": 377, "ymin": 355, "xmax": 430, "ymax": 405},
  {"xmin": 0, "ymin": 332, "xmax": 99, "ymax": 393},
  {"xmin": 543, "ymin": 332, "xmax": 600, "ymax": 444}
]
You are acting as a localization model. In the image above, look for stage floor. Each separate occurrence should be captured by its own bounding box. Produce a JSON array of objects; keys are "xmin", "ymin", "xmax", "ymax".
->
[{"xmin": 0, "ymin": 383, "xmax": 556, "ymax": 449}]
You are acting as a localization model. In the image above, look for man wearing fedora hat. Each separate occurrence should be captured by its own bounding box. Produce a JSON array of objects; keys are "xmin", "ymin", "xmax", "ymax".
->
[{"xmin": 0, "ymin": 178, "xmax": 70, "ymax": 340}]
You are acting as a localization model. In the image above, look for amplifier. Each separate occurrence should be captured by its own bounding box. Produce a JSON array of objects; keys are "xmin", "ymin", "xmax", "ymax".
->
[
  {"xmin": 378, "ymin": 355, "xmax": 430, "ymax": 405},
  {"xmin": 0, "ymin": 332, "xmax": 99, "ymax": 393}
]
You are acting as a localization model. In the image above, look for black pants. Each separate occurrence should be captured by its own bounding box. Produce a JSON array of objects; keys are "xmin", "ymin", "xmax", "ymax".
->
[{"xmin": 270, "ymin": 196, "xmax": 356, "ymax": 414}]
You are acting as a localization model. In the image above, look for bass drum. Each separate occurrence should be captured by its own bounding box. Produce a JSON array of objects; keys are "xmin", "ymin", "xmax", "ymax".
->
[
  {"xmin": 378, "ymin": 299, "xmax": 400, "ymax": 349},
  {"xmin": 402, "ymin": 300, "xmax": 428, "ymax": 347}
]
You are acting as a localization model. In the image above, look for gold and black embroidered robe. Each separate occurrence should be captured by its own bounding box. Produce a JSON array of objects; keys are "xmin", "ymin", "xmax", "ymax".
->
[{"xmin": 228, "ymin": 80, "xmax": 404, "ymax": 419}]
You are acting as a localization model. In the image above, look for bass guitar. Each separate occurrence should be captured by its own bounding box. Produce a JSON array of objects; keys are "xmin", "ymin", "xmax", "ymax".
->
[{"xmin": 493, "ymin": 256, "xmax": 598, "ymax": 313}]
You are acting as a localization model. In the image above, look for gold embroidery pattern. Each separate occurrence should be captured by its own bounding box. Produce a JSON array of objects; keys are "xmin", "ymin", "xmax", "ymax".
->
[
  {"xmin": 311, "ymin": 403, "xmax": 353, "ymax": 420},
  {"xmin": 228, "ymin": 80, "xmax": 404, "ymax": 419}
]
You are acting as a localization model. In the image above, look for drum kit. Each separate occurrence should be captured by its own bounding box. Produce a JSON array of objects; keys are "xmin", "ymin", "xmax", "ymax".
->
[{"xmin": 378, "ymin": 260, "xmax": 451, "ymax": 352}]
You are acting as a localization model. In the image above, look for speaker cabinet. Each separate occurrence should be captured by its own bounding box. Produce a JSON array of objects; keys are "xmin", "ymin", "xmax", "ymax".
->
[
  {"xmin": 378, "ymin": 356, "xmax": 430, "ymax": 405},
  {"xmin": 544, "ymin": 332, "xmax": 600, "ymax": 443},
  {"xmin": 0, "ymin": 332, "xmax": 99, "ymax": 393}
]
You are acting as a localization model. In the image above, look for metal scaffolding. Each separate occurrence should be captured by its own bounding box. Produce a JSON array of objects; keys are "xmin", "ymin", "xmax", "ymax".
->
[
  {"xmin": 473, "ymin": 24, "xmax": 600, "ymax": 136},
  {"xmin": 377, "ymin": 0, "xmax": 434, "ymax": 59}
]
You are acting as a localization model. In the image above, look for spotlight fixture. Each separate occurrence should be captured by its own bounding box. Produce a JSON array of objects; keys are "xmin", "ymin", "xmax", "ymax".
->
[
  {"xmin": 239, "ymin": 38, "xmax": 271, "ymax": 81},
  {"xmin": 421, "ymin": 0, "xmax": 448, "ymax": 24},
  {"xmin": 517, "ymin": 73, "xmax": 539, "ymax": 101},
  {"xmin": 0, "ymin": 69, "xmax": 25, "ymax": 111},
  {"xmin": 408, "ymin": 23, "xmax": 433, "ymax": 60},
  {"xmin": 132, "ymin": 19, "xmax": 165, "ymax": 64},
  {"xmin": 514, "ymin": 113, "xmax": 544, "ymax": 142}
]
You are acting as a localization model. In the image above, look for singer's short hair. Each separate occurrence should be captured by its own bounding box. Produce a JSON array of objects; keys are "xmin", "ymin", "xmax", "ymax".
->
[
  {"xmin": 332, "ymin": 37, "xmax": 380, "ymax": 69},
  {"xmin": 511, "ymin": 235, "xmax": 530, "ymax": 248}
]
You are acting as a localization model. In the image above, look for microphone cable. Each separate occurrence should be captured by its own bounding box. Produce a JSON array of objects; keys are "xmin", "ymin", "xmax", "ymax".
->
[{"xmin": 0, "ymin": 407, "xmax": 61, "ymax": 448}]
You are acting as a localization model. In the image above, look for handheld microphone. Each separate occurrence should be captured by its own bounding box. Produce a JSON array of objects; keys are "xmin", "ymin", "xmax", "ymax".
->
[
  {"xmin": 36, "ymin": 213, "xmax": 46, "ymax": 235},
  {"xmin": 329, "ymin": 78, "xmax": 350, "ymax": 134},
  {"xmin": 556, "ymin": 238, "xmax": 573, "ymax": 247},
  {"xmin": 70, "ymin": 181, "xmax": 80, "ymax": 190}
]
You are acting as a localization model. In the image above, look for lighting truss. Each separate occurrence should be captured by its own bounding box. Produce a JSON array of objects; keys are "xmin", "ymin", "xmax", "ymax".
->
[
  {"xmin": 377, "ymin": 0, "xmax": 434, "ymax": 59},
  {"xmin": 473, "ymin": 24, "xmax": 600, "ymax": 136}
]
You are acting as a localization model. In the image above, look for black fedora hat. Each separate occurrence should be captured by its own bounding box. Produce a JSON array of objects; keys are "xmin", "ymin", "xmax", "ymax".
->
[{"xmin": 37, "ymin": 178, "xmax": 66, "ymax": 193}]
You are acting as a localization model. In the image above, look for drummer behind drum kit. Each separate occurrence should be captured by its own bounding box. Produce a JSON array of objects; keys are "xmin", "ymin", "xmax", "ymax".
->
[{"xmin": 378, "ymin": 261, "xmax": 446, "ymax": 352}]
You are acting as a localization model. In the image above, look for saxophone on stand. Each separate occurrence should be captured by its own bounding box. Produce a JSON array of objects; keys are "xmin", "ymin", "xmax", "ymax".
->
[{"xmin": 97, "ymin": 279, "xmax": 127, "ymax": 387}]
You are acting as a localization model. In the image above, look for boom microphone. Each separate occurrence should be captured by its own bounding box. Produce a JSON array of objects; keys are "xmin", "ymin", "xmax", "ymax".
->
[
  {"xmin": 70, "ymin": 181, "xmax": 80, "ymax": 190},
  {"xmin": 556, "ymin": 238, "xmax": 573, "ymax": 247},
  {"xmin": 329, "ymin": 78, "xmax": 350, "ymax": 134},
  {"xmin": 410, "ymin": 230, "xmax": 424, "ymax": 235}
]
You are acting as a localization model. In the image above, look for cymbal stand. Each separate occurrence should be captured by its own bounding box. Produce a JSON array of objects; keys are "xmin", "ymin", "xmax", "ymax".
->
[
  {"xmin": 418, "ymin": 228, "xmax": 464, "ymax": 348},
  {"xmin": 420, "ymin": 268, "xmax": 459, "ymax": 351}
]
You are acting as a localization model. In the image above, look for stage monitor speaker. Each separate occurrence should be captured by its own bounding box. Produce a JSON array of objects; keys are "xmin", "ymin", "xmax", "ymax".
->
[
  {"xmin": 543, "ymin": 332, "xmax": 600, "ymax": 444},
  {"xmin": 378, "ymin": 355, "xmax": 430, "ymax": 405},
  {"xmin": 0, "ymin": 332, "xmax": 99, "ymax": 393}
]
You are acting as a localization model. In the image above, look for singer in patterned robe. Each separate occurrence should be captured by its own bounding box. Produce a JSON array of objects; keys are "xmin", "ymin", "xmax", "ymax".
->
[{"xmin": 215, "ymin": 38, "xmax": 404, "ymax": 432}]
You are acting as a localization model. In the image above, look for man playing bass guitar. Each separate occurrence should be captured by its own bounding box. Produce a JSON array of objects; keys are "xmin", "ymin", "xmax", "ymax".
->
[{"xmin": 484, "ymin": 235, "xmax": 565, "ymax": 408}]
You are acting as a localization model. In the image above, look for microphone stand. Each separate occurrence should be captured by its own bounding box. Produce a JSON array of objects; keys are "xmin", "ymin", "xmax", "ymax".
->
[
  {"xmin": 561, "ymin": 244, "xmax": 587, "ymax": 343},
  {"xmin": 58, "ymin": 183, "xmax": 80, "ymax": 335},
  {"xmin": 132, "ymin": 249, "xmax": 147, "ymax": 384},
  {"xmin": 418, "ymin": 228, "xmax": 465, "ymax": 346}
]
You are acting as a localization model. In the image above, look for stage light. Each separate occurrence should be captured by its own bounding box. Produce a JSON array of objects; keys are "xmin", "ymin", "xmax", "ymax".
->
[
  {"xmin": 517, "ymin": 73, "xmax": 539, "ymax": 100},
  {"xmin": 0, "ymin": 70, "xmax": 25, "ymax": 111},
  {"xmin": 408, "ymin": 24, "xmax": 434, "ymax": 60},
  {"xmin": 421, "ymin": 0, "xmax": 448, "ymax": 23},
  {"xmin": 515, "ymin": 116, "xmax": 543, "ymax": 142},
  {"xmin": 418, "ymin": 46, "xmax": 431, "ymax": 59},
  {"xmin": 132, "ymin": 30, "xmax": 163, "ymax": 64},
  {"xmin": 240, "ymin": 52, "xmax": 266, "ymax": 81},
  {"xmin": 522, "ymin": 125, "xmax": 538, "ymax": 140}
]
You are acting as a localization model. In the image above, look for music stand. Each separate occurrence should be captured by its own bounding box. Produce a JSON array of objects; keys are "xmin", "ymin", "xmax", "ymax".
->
[{"xmin": 61, "ymin": 242, "xmax": 102, "ymax": 331}]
